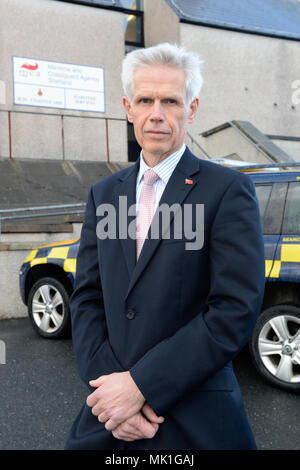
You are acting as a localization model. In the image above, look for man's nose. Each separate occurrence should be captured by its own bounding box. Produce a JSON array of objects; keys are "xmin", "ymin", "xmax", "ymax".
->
[{"xmin": 150, "ymin": 100, "xmax": 164, "ymax": 121}]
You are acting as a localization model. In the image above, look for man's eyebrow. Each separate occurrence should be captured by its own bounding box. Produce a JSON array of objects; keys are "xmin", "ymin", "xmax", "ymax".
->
[
  {"xmin": 134, "ymin": 93, "xmax": 182, "ymax": 101},
  {"xmin": 134, "ymin": 91, "xmax": 152, "ymax": 97},
  {"xmin": 163, "ymin": 95, "xmax": 181, "ymax": 100}
]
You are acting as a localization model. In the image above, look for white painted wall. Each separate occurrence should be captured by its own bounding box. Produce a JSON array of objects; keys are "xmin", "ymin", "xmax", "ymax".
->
[{"xmin": 0, "ymin": 0, "xmax": 128, "ymax": 162}]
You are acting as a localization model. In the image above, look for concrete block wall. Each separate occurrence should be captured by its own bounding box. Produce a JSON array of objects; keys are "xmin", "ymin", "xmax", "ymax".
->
[
  {"xmin": 0, "ymin": 222, "xmax": 82, "ymax": 319},
  {"xmin": 0, "ymin": 248, "xmax": 30, "ymax": 319}
]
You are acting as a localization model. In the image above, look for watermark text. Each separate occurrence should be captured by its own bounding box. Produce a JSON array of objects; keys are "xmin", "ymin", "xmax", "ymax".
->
[
  {"xmin": 96, "ymin": 197, "xmax": 204, "ymax": 250},
  {"xmin": 292, "ymin": 80, "xmax": 300, "ymax": 106}
]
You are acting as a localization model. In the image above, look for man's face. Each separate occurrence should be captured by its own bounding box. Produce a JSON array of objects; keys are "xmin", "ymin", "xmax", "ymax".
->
[{"xmin": 123, "ymin": 64, "xmax": 199, "ymax": 164}]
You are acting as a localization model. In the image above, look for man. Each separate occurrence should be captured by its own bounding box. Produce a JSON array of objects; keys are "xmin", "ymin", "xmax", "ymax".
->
[{"xmin": 65, "ymin": 43, "xmax": 265, "ymax": 450}]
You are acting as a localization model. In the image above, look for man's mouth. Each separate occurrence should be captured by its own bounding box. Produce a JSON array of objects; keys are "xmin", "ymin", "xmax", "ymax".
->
[{"xmin": 146, "ymin": 130, "xmax": 169, "ymax": 135}]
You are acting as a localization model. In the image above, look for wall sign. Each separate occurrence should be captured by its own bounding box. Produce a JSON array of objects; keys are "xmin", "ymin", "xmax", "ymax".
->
[{"xmin": 12, "ymin": 57, "xmax": 105, "ymax": 113}]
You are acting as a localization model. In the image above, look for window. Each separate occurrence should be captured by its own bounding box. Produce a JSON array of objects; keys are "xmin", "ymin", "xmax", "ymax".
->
[
  {"xmin": 120, "ymin": 0, "xmax": 143, "ymax": 9},
  {"xmin": 284, "ymin": 183, "xmax": 300, "ymax": 233},
  {"xmin": 124, "ymin": 13, "xmax": 143, "ymax": 45},
  {"xmin": 122, "ymin": 0, "xmax": 143, "ymax": 46},
  {"xmin": 254, "ymin": 184, "xmax": 272, "ymax": 221}
]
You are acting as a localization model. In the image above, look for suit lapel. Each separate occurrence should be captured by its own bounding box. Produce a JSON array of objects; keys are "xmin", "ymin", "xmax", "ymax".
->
[
  {"xmin": 125, "ymin": 148, "xmax": 202, "ymax": 300},
  {"xmin": 114, "ymin": 159, "xmax": 139, "ymax": 279}
]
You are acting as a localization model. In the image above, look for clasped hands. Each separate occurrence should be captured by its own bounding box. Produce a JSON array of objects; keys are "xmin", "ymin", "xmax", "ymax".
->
[{"xmin": 86, "ymin": 371, "xmax": 165, "ymax": 442}]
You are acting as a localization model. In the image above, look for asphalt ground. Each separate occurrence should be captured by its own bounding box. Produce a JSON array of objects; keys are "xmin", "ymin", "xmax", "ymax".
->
[{"xmin": 0, "ymin": 317, "xmax": 300, "ymax": 451}]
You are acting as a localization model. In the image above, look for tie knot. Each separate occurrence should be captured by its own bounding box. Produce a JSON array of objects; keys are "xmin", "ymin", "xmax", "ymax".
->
[{"xmin": 144, "ymin": 169, "xmax": 159, "ymax": 186}]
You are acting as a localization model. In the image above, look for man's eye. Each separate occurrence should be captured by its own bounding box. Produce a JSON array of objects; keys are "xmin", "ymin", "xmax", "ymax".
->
[
  {"xmin": 140, "ymin": 98, "xmax": 150, "ymax": 103},
  {"xmin": 167, "ymin": 99, "xmax": 177, "ymax": 104}
]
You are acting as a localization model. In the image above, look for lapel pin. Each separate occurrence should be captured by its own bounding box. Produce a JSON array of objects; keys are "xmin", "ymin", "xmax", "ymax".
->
[{"xmin": 185, "ymin": 178, "xmax": 193, "ymax": 185}]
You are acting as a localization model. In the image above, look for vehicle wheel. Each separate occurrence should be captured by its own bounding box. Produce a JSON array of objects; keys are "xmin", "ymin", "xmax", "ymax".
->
[
  {"xmin": 28, "ymin": 277, "xmax": 71, "ymax": 338},
  {"xmin": 249, "ymin": 304, "xmax": 300, "ymax": 392}
]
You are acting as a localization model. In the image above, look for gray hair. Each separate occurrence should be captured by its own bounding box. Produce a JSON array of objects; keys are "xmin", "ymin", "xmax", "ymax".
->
[{"xmin": 121, "ymin": 43, "xmax": 203, "ymax": 105}]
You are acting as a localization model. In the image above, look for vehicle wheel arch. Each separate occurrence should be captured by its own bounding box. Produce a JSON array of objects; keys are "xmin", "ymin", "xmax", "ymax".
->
[
  {"xmin": 25, "ymin": 263, "xmax": 73, "ymax": 305},
  {"xmin": 249, "ymin": 303, "xmax": 300, "ymax": 392},
  {"xmin": 262, "ymin": 281, "xmax": 300, "ymax": 311}
]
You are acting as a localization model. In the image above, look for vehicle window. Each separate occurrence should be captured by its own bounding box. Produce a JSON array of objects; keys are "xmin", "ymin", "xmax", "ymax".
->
[
  {"xmin": 254, "ymin": 184, "xmax": 272, "ymax": 221},
  {"xmin": 284, "ymin": 183, "xmax": 300, "ymax": 233}
]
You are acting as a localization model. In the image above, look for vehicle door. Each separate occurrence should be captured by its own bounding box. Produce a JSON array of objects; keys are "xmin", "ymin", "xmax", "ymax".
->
[
  {"xmin": 254, "ymin": 182, "xmax": 287, "ymax": 280},
  {"xmin": 277, "ymin": 180, "xmax": 300, "ymax": 281}
]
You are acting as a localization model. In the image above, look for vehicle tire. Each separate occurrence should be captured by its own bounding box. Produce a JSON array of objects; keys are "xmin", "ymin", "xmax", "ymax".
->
[
  {"xmin": 249, "ymin": 304, "xmax": 300, "ymax": 392},
  {"xmin": 28, "ymin": 277, "xmax": 71, "ymax": 338}
]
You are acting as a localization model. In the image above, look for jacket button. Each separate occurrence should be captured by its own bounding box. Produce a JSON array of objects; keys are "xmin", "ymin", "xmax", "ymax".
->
[{"xmin": 126, "ymin": 309, "xmax": 136, "ymax": 320}]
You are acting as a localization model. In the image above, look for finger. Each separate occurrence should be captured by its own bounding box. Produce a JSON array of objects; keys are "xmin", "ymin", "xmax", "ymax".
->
[
  {"xmin": 88, "ymin": 397, "xmax": 105, "ymax": 416},
  {"xmin": 97, "ymin": 411, "xmax": 109, "ymax": 423},
  {"xmin": 117, "ymin": 415, "xmax": 159, "ymax": 441},
  {"xmin": 105, "ymin": 416, "xmax": 121, "ymax": 432},
  {"xmin": 91, "ymin": 403, "xmax": 104, "ymax": 417},
  {"xmin": 112, "ymin": 430, "xmax": 137, "ymax": 442},
  {"xmin": 123, "ymin": 418, "xmax": 152, "ymax": 440},
  {"xmin": 114, "ymin": 422, "xmax": 142, "ymax": 441},
  {"xmin": 136, "ymin": 421, "xmax": 158, "ymax": 439},
  {"xmin": 142, "ymin": 403, "xmax": 165, "ymax": 424},
  {"xmin": 145, "ymin": 422, "xmax": 158, "ymax": 438},
  {"xmin": 129, "ymin": 414, "xmax": 159, "ymax": 439},
  {"xmin": 86, "ymin": 391, "xmax": 99, "ymax": 408},
  {"xmin": 113, "ymin": 419, "xmax": 153, "ymax": 441}
]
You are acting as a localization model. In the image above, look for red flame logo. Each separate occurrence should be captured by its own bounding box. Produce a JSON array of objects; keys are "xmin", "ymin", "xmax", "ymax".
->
[{"xmin": 21, "ymin": 63, "xmax": 38, "ymax": 71}]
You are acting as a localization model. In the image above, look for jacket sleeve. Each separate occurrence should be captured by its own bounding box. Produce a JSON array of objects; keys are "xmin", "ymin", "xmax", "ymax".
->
[
  {"xmin": 129, "ymin": 172, "xmax": 265, "ymax": 415},
  {"xmin": 70, "ymin": 187, "xmax": 125, "ymax": 387}
]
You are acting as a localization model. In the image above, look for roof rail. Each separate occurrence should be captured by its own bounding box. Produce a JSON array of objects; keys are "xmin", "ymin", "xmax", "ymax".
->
[
  {"xmin": 211, "ymin": 158, "xmax": 255, "ymax": 167},
  {"xmin": 229, "ymin": 162, "xmax": 300, "ymax": 170}
]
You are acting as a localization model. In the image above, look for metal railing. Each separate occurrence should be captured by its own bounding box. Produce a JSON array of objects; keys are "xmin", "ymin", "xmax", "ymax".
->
[
  {"xmin": 0, "ymin": 203, "xmax": 86, "ymax": 239},
  {"xmin": 186, "ymin": 132, "xmax": 212, "ymax": 159},
  {"xmin": 0, "ymin": 108, "xmax": 127, "ymax": 161}
]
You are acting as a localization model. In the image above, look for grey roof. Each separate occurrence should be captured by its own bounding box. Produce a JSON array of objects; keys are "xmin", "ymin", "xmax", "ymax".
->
[{"xmin": 165, "ymin": 0, "xmax": 300, "ymax": 40}]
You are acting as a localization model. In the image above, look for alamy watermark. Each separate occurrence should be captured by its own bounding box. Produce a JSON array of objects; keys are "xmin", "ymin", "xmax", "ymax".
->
[
  {"xmin": 96, "ymin": 197, "xmax": 204, "ymax": 250},
  {"xmin": 0, "ymin": 340, "xmax": 6, "ymax": 365},
  {"xmin": 292, "ymin": 80, "xmax": 300, "ymax": 106}
]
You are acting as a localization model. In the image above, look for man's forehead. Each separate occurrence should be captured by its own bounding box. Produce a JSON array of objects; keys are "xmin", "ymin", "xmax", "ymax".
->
[
  {"xmin": 134, "ymin": 84, "xmax": 183, "ymax": 95},
  {"xmin": 132, "ymin": 65, "xmax": 186, "ymax": 94},
  {"xmin": 133, "ymin": 63, "xmax": 185, "ymax": 79}
]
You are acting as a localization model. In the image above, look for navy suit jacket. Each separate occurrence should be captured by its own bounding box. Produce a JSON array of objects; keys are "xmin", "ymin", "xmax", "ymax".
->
[{"xmin": 65, "ymin": 148, "xmax": 265, "ymax": 450}]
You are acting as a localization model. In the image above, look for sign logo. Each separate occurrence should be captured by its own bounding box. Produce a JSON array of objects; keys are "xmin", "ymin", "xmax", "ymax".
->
[{"xmin": 21, "ymin": 62, "xmax": 39, "ymax": 71}]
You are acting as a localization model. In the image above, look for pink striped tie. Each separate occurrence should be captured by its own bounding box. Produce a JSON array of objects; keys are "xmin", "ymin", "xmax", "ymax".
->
[{"xmin": 136, "ymin": 169, "xmax": 159, "ymax": 259}]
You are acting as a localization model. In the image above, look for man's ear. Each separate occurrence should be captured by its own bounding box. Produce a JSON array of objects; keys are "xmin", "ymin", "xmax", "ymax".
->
[
  {"xmin": 123, "ymin": 96, "xmax": 133, "ymax": 123},
  {"xmin": 187, "ymin": 98, "xmax": 199, "ymax": 123}
]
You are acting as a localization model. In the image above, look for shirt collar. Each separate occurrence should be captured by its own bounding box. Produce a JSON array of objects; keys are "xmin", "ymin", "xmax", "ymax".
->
[{"xmin": 137, "ymin": 144, "xmax": 186, "ymax": 185}]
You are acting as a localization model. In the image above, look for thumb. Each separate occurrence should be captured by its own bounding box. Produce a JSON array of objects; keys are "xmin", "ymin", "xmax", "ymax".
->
[
  {"xmin": 89, "ymin": 375, "xmax": 106, "ymax": 387},
  {"xmin": 142, "ymin": 403, "xmax": 165, "ymax": 424}
]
